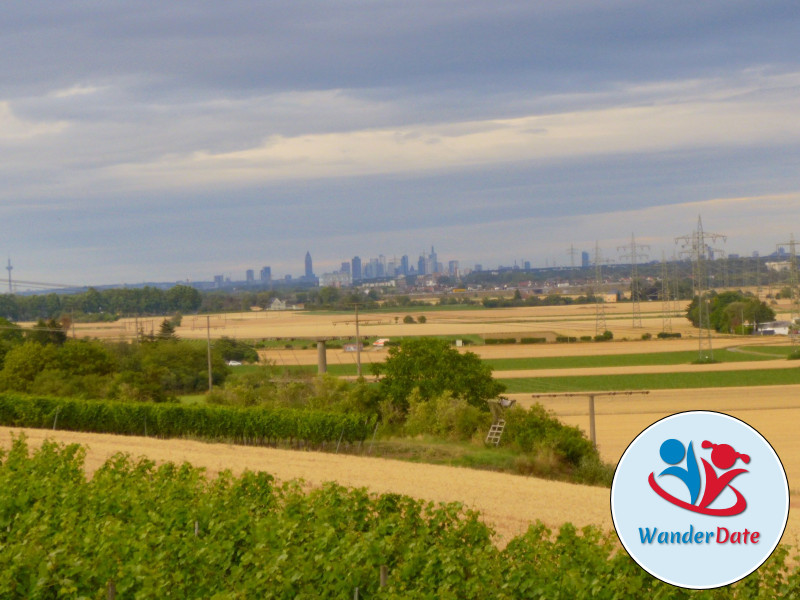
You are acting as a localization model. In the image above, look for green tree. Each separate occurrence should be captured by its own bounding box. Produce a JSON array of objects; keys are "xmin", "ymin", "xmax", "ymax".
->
[
  {"xmin": 215, "ymin": 336, "xmax": 259, "ymax": 362},
  {"xmin": 686, "ymin": 291, "xmax": 775, "ymax": 333},
  {"xmin": 0, "ymin": 317, "xmax": 23, "ymax": 368},
  {"xmin": 26, "ymin": 318, "xmax": 67, "ymax": 346},
  {"xmin": 0, "ymin": 341, "xmax": 59, "ymax": 392},
  {"xmin": 371, "ymin": 338, "xmax": 505, "ymax": 414},
  {"xmin": 166, "ymin": 284, "xmax": 202, "ymax": 313},
  {"xmin": 157, "ymin": 318, "xmax": 178, "ymax": 340}
]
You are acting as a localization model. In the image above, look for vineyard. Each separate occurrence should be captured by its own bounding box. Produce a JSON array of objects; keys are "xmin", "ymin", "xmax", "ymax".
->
[
  {"xmin": 0, "ymin": 394, "xmax": 374, "ymax": 448},
  {"xmin": 1, "ymin": 437, "xmax": 797, "ymax": 598}
]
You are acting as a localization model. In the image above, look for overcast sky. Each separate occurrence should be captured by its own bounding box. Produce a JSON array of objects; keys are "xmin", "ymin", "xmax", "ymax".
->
[{"xmin": 2, "ymin": 1, "xmax": 799, "ymax": 287}]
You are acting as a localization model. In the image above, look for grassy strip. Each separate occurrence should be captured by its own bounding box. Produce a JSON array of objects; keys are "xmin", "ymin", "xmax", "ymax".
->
[
  {"xmin": 483, "ymin": 348, "xmax": 777, "ymax": 371},
  {"xmin": 500, "ymin": 367, "xmax": 800, "ymax": 393},
  {"xmin": 271, "ymin": 347, "xmax": 782, "ymax": 378}
]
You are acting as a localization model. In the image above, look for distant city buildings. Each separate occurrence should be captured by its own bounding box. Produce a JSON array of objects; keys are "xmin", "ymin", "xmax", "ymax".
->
[{"xmin": 223, "ymin": 243, "xmax": 637, "ymax": 290}]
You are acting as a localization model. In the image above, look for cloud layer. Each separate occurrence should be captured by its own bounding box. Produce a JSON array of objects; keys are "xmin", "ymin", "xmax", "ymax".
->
[{"xmin": 1, "ymin": 2, "xmax": 799, "ymax": 285}]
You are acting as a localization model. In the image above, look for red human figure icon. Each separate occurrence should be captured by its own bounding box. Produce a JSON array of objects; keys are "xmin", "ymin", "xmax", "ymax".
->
[{"xmin": 698, "ymin": 441, "xmax": 750, "ymax": 511}]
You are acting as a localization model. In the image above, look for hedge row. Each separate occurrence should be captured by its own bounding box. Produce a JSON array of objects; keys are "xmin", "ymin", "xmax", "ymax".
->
[{"xmin": 0, "ymin": 394, "xmax": 375, "ymax": 446}]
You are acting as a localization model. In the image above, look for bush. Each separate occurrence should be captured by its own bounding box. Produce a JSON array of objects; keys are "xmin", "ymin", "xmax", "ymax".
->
[
  {"xmin": 417, "ymin": 315, "xmax": 427, "ymax": 324},
  {"xmin": 594, "ymin": 330, "xmax": 613, "ymax": 342},
  {"xmin": 485, "ymin": 338, "xmax": 516, "ymax": 345},
  {"xmin": 520, "ymin": 337, "xmax": 546, "ymax": 344},
  {"xmin": 579, "ymin": 336, "xmax": 593, "ymax": 342},
  {"xmin": 657, "ymin": 331, "xmax": 682, "ymax": 339},
  {"xmin": 405, "ymin": 390, "xmax": 489, "ymax": 441},
  {"xmin": 555, "ymin": 336, "xmax": 577, "ymax": 343},
  {"xmin": 402, "ymin": 315, "xmax": 415, "ymax": 324},
  {"xmin": 215, "ymin": 336, "xmax": 259, "ymax": 362},
  {"xmin": 641, "ymin": 332, "xmax": 652, "ymax": 340},
  {"xmin": 503, "ymin": 404, "xmax": 598, "ymax": 468}
]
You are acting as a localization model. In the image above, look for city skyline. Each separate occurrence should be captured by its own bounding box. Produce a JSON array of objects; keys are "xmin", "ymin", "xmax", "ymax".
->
[
  {"xmin": 205, "ymin": 237, "xmax": 793, "ymax": 290},
  {"xmin": 1, "ymin": 3, "xmax": 799, "ymax": 286}
]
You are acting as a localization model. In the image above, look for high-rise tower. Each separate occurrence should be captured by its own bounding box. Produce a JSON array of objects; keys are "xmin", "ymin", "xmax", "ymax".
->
[{"xmin": 305, "ymin": 251, "xmax": 314, "ymax": 278}]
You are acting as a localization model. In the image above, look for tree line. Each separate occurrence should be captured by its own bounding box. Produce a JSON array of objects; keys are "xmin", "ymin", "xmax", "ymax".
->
[{"xmin": 0, "ymin": 285, "xmax": 202, "ymax": 321}]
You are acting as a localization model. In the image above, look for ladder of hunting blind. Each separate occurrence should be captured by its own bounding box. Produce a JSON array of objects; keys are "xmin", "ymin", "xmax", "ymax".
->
[{"xmin": 486, "ymin": 419, "xmax": 506, "ymax": 446}]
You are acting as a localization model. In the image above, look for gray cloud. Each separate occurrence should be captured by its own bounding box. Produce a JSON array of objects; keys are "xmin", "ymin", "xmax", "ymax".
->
[{"xmin": 1, "ymin": 1, "xmax": 799, "ymax": 285}]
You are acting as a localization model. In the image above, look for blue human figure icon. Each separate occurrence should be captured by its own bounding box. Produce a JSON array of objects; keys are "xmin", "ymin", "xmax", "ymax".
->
[{"xmin": 658, "ymin": 439, "xmax": 701, "ymax": 505}]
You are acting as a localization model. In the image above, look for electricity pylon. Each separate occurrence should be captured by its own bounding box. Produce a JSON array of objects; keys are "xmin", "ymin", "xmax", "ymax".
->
[
  {"xmin": 661, "ymin": 252, "xmax": 672, "ymax": 333},
  {"xmin": 676, "ymin": 217, "xmax": 726, "ymax": 362},
  {"xmin": 776, "ymin": 235, "xmax": 799, "ymax": 346},
  {"xmin": 618, "ymin": 234, "xmax": 649, "ymax": 328},
  {"xmin": 593, "ymin": 242, "xmax": 613, "ymax": 336}
]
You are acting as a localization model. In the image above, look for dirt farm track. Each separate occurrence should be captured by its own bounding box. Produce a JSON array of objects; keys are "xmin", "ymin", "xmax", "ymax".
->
[{"xmin": 9, "ymin": 300, "xmax": 800, "ymax": 547}]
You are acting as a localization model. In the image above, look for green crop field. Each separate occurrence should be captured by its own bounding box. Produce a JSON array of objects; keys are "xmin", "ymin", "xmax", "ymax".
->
[{"xmin": 500, "ymin": 367, "xmax": 800, "ymax": 394}]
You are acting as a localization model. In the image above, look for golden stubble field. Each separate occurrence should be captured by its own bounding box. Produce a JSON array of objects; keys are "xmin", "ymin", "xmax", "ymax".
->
[{"xmin": 66, "ymin": 300, "xmax": 719, "ymax": 342}]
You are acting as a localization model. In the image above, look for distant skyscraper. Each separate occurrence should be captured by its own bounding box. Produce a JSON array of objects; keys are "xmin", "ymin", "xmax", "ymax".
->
[
  {"xmin": 260, "ymin": 266, "xmax": 272, "ymax": 283},
  {"xmin": 448, "ymin": 260, "xmax": 459, "ymax": 277},
  {"xmin": 523, "ymin": 261, "xmax": 531, "ymax": 271},
  {"xmin": 246, "ymin": 269, "xmax": 254, "ymax": 284},
  {"xmin": 418, "ymin": 254, "xmax": 426, "ymax": 275},
  {"xmin": 429, "ymin": 246, "xmax": 438, "ymax": 274},
  {"xmin": 368, "ymin": 257, "xmax": 381, "ymax": 279},
  {"xmin": 581, "ymin": 251, "xmax": 590, "ymax": 268},
  {"xmin": 474, "ymin": 264, "xmax": 482, "ymax": 272},
  {"xmin": 351, "ymin": 256, "xmax": 362, "ymax": 281},
  {"xmin": 305, "ymin": 251, "xmax": 314, "ymax": 278},
  {"xmin": 213, "ymin": 275, "xmax": 224, "ymax": 288},
  {"xmin": 400, "ymin": 255, "xmax": 409, "ymax": 276},
  {"xmin": 340, "ymin": 261, "xmax": 350, "ymax": 275}
]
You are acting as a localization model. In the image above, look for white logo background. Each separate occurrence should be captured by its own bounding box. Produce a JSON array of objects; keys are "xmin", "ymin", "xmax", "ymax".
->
[{"xmin": 611, "ymin": 411, "xmax": 789, "ymax": 589}]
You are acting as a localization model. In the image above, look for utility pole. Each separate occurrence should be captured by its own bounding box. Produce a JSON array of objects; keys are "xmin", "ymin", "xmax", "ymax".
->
[
  {"xmin": 676, "ymin": 216, "xmax": 726, "ymax": 362},
  {"xmin": 5, "ymin": 258, "xmax": 12, "ymax": 294},
  {"xmin": 354, "ymin": 303, "xmax": 362, "ymax": 377},
  {"xmin": 530, "ymin": 391, "xmax": 650, "ymax": 448},
  {"xmin": 206, "ymin": 315, "xmax": 213, "ymax": 392},
  {"xmin": 618, "ymin": 234, "xmax": 650, "ymax": 328}
]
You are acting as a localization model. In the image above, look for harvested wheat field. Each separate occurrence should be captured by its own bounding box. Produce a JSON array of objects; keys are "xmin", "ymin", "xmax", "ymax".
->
[
  {"xmin": 42, "ymin": 297, "xmax": 796, "ymax": 346},
  {"xmin": 3, "ymin": 410, "xmax": 799, "ymax": 549},
  {"xmin": 0, "ymin": 426, "xmax": 610, "ymax": 546},
  {"xmin": 259, "ymin": 336, "xmax": 759, "ymax": 368},
  {"xmin": 519, "ymin": 384, "xmax": 800, "ymax": 483},
  {"xmin": 59, "ymin": 301, "xmax": 713, "ymax": 342}
]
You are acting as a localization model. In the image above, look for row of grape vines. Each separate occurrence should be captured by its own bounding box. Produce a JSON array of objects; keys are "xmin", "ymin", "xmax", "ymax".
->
[
  {"xmin": 0, "ymin": 394, "xmax": 374, "ymax": 447},
  {"xmin": 0, "ymin": 437, "xmax": 796, "ymax": 598}
]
